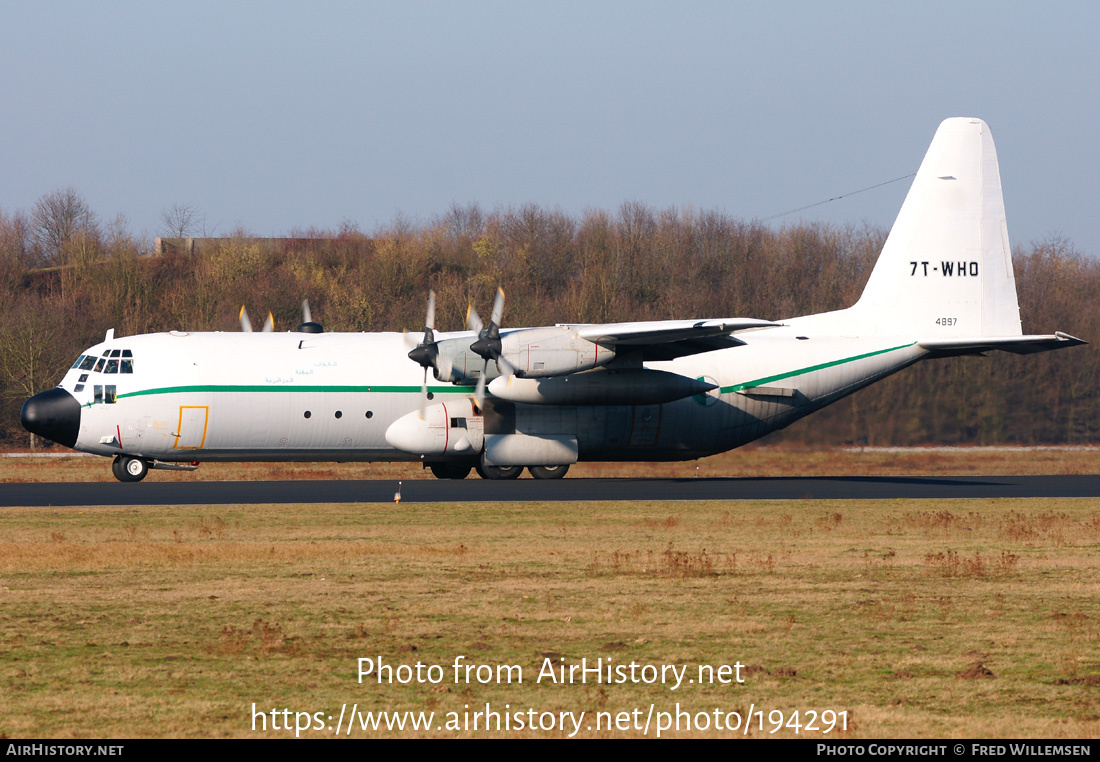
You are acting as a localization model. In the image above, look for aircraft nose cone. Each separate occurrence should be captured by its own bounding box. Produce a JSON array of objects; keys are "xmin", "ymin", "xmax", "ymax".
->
[{"xmin": 20, "ymin": 387, "xmax": 81, "ymax": 448}]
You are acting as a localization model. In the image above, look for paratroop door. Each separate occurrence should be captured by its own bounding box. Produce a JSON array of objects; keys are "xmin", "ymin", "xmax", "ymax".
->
[{"xmin": 175, "ymin": 406, "xmax": 208, "ymax": 449}]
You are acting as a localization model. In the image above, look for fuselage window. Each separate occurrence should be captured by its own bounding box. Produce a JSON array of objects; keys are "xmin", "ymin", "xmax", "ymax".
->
[
  {"xmin": 104, "ymin": 385, "xmax": 116, "ymax": 404},
  {"xmin": 74, "ymin": 384, "xmax": 85, "ymax": 392},
  {"xmin": 94, "ymin": 358, "xmax": 106, "ymax": 373},
  {"xmin": 105, "ymin": 359, "xmax": 119, "ymax": 374},
  {"xmin": 94, "ymin": 385, "xmax": 103, "ymax": 404},
  {"xmin": 79, "ymin": 374, "xmax": 88, "ymax": 382},
  {"xmin": 78, "ymin": 356, "xmax": 96, "ymax": 371}
]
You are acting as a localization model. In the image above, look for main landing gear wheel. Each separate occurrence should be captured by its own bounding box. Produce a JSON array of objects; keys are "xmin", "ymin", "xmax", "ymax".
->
[
  {"xmin": 112, "ymin": 455, "xmax": 149, "ymax": 482},
  {"xmin": 528, "ymin": 465, "xmax": 569, "ymax": 480},
  {"xmin": 429, "ymin": 463, "xmax": 472, "ymax": 480},
  {"xmin": 475, "ymin": 463, "xmax": 523, "ymax": 480}
]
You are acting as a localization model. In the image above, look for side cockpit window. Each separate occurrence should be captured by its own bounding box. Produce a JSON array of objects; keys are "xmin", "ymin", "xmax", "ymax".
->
[
  {"xmin": 77, "ymin": 356, "xmax": 96, "ymax": 371},
  {"xmin": 91, "ymin": 385, "xmax": 116, "ymax": 404}
]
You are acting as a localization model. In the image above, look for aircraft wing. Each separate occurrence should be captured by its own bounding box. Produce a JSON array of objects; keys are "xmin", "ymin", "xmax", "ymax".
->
[
  {"xmin": 576, "ymin": 318, "xmax": 779, "ymax": 360},
  {"xmin": 919, "ymin": 332, "xmax": 1087, "ymax": 357}
]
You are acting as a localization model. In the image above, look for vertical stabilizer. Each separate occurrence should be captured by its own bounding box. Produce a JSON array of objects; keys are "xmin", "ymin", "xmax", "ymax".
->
[{"xmin": 854, "ymin": 118, "xmax": 1022, "ymax": 337}]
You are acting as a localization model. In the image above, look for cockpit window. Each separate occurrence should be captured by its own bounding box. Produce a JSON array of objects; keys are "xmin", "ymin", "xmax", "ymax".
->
[{"xmin": 83, "ymin": 349, "xmax": 134, "ymax": 373}]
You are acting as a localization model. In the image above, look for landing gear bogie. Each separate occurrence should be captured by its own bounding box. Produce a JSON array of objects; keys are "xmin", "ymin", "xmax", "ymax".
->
[
  {"xmin": 475, "ymin": 463, "xmax": 523, "ymax": 480},
  {"xmin": 528, "ymin": 464, "xmax": 569, "ymax": 480}
]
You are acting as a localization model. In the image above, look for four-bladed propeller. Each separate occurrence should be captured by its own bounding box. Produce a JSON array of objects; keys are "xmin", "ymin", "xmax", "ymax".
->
[
  {"xmin": 466, "ymin": 287, "xmax": 519, "ymax": 408},
  {"xmin": 405, "ymin": 290, "xmax": 455, "ymax": 418}
]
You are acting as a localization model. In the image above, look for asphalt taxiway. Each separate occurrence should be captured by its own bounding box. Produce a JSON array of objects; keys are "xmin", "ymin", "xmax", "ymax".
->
[{"xmin": 2, "ymin": 475, "xmax": 1099, "ymax": 507}]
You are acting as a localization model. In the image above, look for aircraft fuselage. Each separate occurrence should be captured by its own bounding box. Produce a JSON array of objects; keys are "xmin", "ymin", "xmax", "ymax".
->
[{"xmin": 46, "ymin": 324, "xmax": 923, "ymax": 464}]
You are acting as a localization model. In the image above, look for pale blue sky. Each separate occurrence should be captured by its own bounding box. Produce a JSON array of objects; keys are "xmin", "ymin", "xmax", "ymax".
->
[{"xmin": 2, "ymin": 1, "xmax": 1097, "ymax": 254}]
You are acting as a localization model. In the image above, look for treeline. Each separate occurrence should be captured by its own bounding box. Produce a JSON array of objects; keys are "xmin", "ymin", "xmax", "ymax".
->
[{"xmin": 1, "ymin": 192, "xmax": 1096, "ymax": 448}]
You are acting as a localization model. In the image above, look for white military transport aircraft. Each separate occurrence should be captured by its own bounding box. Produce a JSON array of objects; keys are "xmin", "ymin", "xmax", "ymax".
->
[{"xmin": 21, "ymin": 118, "xmax": 1085, "ymax": 481}]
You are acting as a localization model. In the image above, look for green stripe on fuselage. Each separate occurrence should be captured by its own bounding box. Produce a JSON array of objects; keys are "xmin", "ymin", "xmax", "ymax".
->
[
  {"xmin": 719, "ymin": 342, "xmax": 916, "ymax": 394},
  {"xmin": 117, "ymin": 384, "xmax": 476, "ymax": 400}
]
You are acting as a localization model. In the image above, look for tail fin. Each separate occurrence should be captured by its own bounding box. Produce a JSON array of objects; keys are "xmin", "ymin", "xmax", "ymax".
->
[{"xmin": 854, "ymin": 118, "xmax": 1022, "ymax": 337}]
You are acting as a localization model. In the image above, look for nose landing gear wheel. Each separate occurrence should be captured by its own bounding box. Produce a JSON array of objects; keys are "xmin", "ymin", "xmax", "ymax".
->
[
  {"xmin": 475, "ymin": 463, "xmax": 523, "ymax": 480},
  {"xmin": 528, "ymin": 464, "xmax": 569, "ymax": 479},
  {"xmin": 112, "ymin": 455, "xmax": 149, "ymax": 482}
]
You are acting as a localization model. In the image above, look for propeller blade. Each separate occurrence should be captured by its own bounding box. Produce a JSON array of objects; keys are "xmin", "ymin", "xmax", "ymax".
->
[
  {"xmin": 262, "ymin": 312, "xmax": 274, "ymax": 332},
  {"xmin": 437, "ymin": 353, "xmax": 453, "ymax": 382},
  {"xmin": 466, "ymin": 304, "xmax": 483, "ymax": 335},
  {"xmin": 302, "ymin": 299, "xmax": 312, "ymax": 324},
  {"xmin": 402, "ymin": 329, "xmax": 419, "ymax": 349},
  {"xmin": 497, "ymin": 352, "xmax": 519, "ymax": 381},
  {"xmin": 239, "ymin": 306, "xmax": 253, "ymax": 332},
  {"xmin": 490, "ymin": 287, "xmax": 505, "ymax": 328},
  {"xmin": 426, "ymin": 290, "xmax": 436, "ymax": 332},
  {"xmin": 419, "ymin": 367, "xmax": 428, "ymax": 420},
  {"xmin": 474, "ymin": 363, "xmax": 488, "ymax": 410}
]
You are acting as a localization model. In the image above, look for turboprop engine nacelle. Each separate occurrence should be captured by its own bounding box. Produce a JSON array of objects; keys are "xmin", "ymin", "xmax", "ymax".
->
[
  {"xmin": 488, "ymin": 368, "xmax": 718, "ymax": 406},
  {"xmin": 384, "ymin": 398, "xmax": 484, "ymax": 455},
  {"xmin": 499, "ymin": 325, "xmax": 615, "ymax": 378}
]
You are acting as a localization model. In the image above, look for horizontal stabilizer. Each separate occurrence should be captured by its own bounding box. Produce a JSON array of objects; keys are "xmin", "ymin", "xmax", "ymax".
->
[{"xmin": 919, "ymin": 332, "xmax": 1086, "ymax": 357}]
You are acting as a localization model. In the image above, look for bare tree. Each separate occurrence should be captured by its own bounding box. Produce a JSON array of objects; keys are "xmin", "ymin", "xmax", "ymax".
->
[
  {"xmin": 0, "ymin": 298, "xmax": 73, "ymax": 449},
  {"xmin": 31, "ymin": 187, "xmax": 98, "ymax": 266},
  {"xmin": 0, "ymin": 207, "xmax": 31, "ymax": 291},
  {"xmin": 160, "ymin": 202, "xmax": 203, "ymax": 238}
]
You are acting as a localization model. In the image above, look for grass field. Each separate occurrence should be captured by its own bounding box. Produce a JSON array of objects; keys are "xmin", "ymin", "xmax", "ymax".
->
[
  {"xmin": 3, "ymin": 443, "xmax": 1099, "ymax": 482},
  {"xmin": 1, "ymin": 497, "xmax": 1098, "ymax": 738}
]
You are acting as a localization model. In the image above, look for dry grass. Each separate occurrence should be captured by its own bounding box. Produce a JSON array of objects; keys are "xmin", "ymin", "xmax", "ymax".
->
[
  {"xmin": 1, "ymin": 498, "xmax": 1099, "ymax": 738},
  {"xmin": 2, "ymin": 444, "xmax": 1098, "ymax": 482}
]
